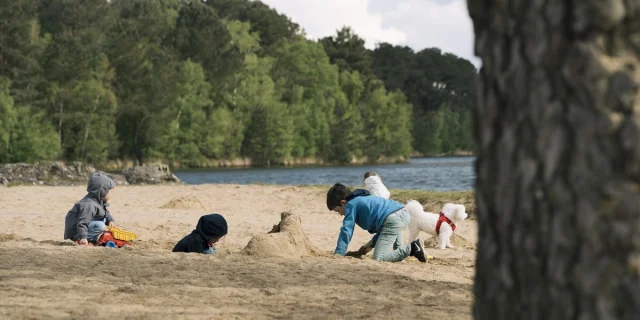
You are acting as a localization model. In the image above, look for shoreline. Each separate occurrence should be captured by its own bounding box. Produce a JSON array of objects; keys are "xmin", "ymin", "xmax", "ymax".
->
[{"xmin": 96, "ymin": 154, "xmax": 476, "ymax": 171}]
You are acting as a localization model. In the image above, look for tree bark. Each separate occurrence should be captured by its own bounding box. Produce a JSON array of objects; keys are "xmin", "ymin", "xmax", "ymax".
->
[
  {"xmin": 80, "ymin": 95, "xmax": 100, "ymax": 159},
  {"xmin": 133, "ymin": 115, "xmax": 147, "ymax": 166},
  {"xmin": 58, "ymin": 102, "xmax": 63, "ymax": 148},
  {"xmin": 469, "ymin": 1, "xmax": 640, "ymax": 319}
]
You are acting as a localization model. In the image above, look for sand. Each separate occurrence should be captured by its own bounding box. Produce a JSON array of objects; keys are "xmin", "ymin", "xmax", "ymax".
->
[
  {"xmin": 0, "ymin": 184, "xmax": 476, "ymax": 319},
  {"xmin": 160, "ymin": 196, "xmax": 210, "ymax": 211}
]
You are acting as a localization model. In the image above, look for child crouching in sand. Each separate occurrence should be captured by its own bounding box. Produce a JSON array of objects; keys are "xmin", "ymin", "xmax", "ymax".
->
[
  {"xmin": 64, "ymin": 173, "xmax": 118, "ymax": 246},
  {"xmin": 173, "ymin": 214, "xmax": 228, "ymax": 254},
  {"xmin": 327, "ymin": 183, "xmax": 426, "ymax": 263}
]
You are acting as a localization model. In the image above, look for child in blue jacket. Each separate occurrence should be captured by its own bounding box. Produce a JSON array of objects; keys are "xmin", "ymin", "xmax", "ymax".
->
[{"xmin": 326, "ymin": 183, "xmax": 426, "ymax": 263}]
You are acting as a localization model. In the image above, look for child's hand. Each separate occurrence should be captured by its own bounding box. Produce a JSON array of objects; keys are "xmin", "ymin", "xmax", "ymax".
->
[
  {"xmin": 357, "ymin": 245, "xmax": 373, "ymax": 256},
  {"xmin": 77, "ymin": 239, "xmax": 88, "ymax": 246},
  {"xmin": 344, "ymin": 251, "xmax": 361, "ymax": 257},
  {"xmin": 108, "ymin": 222, "xmax": 117, "ymax": 228}
]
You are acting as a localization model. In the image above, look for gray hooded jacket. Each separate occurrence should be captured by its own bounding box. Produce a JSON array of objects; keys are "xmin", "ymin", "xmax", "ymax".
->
[{"xmin": 64, "ymin": 173, "xmax": 116, "ymax": 241}]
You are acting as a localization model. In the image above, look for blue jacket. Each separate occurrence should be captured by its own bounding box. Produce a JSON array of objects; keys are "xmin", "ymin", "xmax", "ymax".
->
[{"xmin": 334, "ymin": 190, "xmax": 404, "ymax": 255}]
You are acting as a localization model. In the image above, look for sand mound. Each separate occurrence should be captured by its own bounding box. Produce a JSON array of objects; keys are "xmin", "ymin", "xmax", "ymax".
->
[
  {"xmin": 242, "ymin": 212, "xmax": 324, "ymax": 259},
  {"xmin": 0, "ymin": 233, "xmax": 19, "ymax": 242},
  {"xmin": 160, "ymin": 196, "xmax": 209, "ymax": 210},
  {"xmin": 424, "ymin": 233, "xmax": 475, "ymax": 250}
]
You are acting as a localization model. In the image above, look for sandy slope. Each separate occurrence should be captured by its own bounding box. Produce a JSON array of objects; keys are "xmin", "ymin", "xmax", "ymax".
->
[{"xmin": 0, "ymin": 184, "xmax": 476, "ymax": 319}]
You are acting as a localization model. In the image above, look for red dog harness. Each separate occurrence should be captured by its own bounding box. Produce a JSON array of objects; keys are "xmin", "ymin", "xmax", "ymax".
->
[{"xmin": 435, "ymin": 213, "xmax": 456, "ymax": 235}]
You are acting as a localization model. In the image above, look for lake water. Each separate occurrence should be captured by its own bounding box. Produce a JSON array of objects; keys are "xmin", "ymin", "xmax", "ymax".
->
[{"xmin": 174, "ymin": 157, "xmax": 476, "ymax": 192}]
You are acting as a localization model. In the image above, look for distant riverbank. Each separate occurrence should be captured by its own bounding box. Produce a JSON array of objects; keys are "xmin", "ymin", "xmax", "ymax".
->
[{"xmin": 97, "ymin": 152, "xmax": 475, "ymax": 171}]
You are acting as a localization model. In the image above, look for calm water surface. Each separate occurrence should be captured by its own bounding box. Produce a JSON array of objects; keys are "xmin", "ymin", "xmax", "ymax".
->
[{"xmin": 174, "ymin": 157, "xmax": 475, "ymax": 192}]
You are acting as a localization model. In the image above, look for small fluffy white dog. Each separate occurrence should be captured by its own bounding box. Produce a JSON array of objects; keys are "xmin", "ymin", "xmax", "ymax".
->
[{"xmin": 405, "ymin": 200, "xmax": 468, "ymax": 250}]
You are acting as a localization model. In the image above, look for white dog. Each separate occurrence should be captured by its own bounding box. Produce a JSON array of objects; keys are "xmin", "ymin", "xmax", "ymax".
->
[{"xmin": 404, "ymin": 200, "xmax": 468, "ymax": 250}]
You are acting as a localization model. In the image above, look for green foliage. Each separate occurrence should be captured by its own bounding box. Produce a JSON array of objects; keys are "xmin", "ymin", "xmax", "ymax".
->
[
  {"xmin": 415, "ymin": 109, "xmax": 444, "ymax": 155},
  {"xmin": 205, "ymin": 0, "xmax": 300, "ymax": 53},
  {"xmin": 372, "ymin": 44, "xmax": 477, "ymax": 155},
  {"xmin": 320, "ymin": 27, "xmax": 375, "ymax": 84},
  {"xmin": 0, "ymin": 78, "xmax": 17, "ymax": 160},
  {"xmin": 173, "ymin": 0, "xmax": 241, "ymax": 84},
  {"xmin": 151, "ymin": 60, "xmax": 212, "ymax": 164},
  {"xmin": 0, "ymin": 0, "xmax": 476, "ymax": 167},
  {"xmin": 8, "ymin": 106, "xmax": 61, "ymax": 163},
  {"xmin": 0, "ymin": 77, "xmax": 60, "ymax": 163}
]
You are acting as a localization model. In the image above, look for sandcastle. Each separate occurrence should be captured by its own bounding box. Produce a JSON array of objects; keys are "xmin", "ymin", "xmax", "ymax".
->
[{"xmin": 242, "ymin": 211, "xmax": 323, "ymax": 259}]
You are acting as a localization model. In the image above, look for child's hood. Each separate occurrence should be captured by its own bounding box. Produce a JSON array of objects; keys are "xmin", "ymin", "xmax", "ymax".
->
[
  {"xmin": 195, "ymin": 214, "xmax": 228, "ymax": 241},
  {"xmin": 346, "ymin": 189, "xmax": 371, "ymax": 202},
  {"xmin": 86, "ymin": 173, "xmax": 116, "ymax": 204}
]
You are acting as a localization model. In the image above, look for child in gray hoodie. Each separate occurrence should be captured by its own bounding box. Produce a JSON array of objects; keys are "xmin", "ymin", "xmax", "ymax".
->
[{"xmin": 64, "ymin": 173, "xmax": 117, "ymax": 245}]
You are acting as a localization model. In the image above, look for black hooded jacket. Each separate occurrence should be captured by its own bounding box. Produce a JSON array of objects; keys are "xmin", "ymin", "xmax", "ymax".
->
[{"xmin": 172, "ymin": 214, "xmax": 228, "ymax": 254}]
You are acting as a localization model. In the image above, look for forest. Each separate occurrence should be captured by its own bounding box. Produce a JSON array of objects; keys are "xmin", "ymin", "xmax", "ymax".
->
[{"xmin": 0, "ymin": 0, "xmax": 477, "ymax": 167}]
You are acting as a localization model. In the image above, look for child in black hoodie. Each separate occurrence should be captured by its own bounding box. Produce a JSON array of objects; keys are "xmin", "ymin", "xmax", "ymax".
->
[{"xmin": 173, "ymin": 214, "xmax": 228, "ymax": 254}]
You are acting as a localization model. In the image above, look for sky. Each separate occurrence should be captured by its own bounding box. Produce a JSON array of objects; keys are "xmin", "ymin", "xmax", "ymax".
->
[{"xmin": 259, "ymin": 0, "xmax": 480, "ymax": 67}]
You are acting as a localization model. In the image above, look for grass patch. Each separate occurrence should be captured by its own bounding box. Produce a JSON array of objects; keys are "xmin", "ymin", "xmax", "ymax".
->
[
  {"xmin": 298, "ymin": 184, "xmax": 476, "ymax": 217},
  {"xmin": 293, "ymin": 184, "xmax": 476, "ymax": 216},
  {"xmin": 6, "ymin": 181, "xmax": 23, "ymax": 187}
]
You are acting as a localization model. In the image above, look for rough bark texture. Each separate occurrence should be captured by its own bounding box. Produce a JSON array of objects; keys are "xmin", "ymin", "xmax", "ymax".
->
[{"xmin": 469, "ymin": 1, "xmax": 640, "ymax": 319}]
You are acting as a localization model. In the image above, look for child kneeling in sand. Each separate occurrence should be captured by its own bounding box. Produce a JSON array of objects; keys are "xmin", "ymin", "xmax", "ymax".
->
[
  {"xmin": 363, "ymin": 171, "xmax": 390, "ymax": 199},
  {"xmin": 173, "ymin": 214, "xmax": 227, "ymax": 254},
  {"xmin": 327, "ymin": 183, "xmax": 426, "ymax": 263},
  {"xmin": 64, "ymin": 173, "xmax": 118, "ymax": 246}
]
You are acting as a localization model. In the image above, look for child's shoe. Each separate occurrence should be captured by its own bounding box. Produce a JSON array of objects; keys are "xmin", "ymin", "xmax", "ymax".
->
[{"xmin": 410, "ymin": 239, "xmax": 427, "ymax": 263}]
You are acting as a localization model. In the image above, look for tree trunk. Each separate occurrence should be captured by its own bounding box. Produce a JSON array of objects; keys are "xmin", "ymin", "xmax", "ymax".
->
[
  {"xmin": 80, "ymin": 95, "xmax": 101, "ymax": 159},
  {"xmin": 469, "ymin": 1, "xmax": 640, "ymax": 319},
  {"xmin": 58, "ymin": 102, "xmax": 63, "ymax": 148},
  {"xmin": 133, "ymin": 115, "xmax": 147, "ymax": 166}
]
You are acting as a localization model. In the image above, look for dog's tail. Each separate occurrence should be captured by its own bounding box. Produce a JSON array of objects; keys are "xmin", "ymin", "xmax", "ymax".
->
[{"xmin": 404, "ymin": 199, "xmax": 424, "ymax": 217}]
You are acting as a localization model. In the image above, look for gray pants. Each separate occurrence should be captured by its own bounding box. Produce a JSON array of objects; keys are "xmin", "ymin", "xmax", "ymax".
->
[
  {"xmin": 372, "ymin": 209, "xmax": 412, "ymax": 262},
  {"xmin": 88, "ymin": 220, "xmax": 107, "ymax": 242}
]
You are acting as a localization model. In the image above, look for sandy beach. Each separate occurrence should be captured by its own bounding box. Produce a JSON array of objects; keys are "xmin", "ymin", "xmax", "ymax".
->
[{"xmin": 0, "ymin": 184, "xmax": 476, "ymax": 319}]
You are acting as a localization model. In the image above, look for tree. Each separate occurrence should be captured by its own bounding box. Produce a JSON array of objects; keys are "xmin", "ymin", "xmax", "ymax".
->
[
  {"xmin": 415, "ymin": 109, "xmax": 444, "ymax": 155},
  {"xmin": 172, "ymin": 0, "xmax": 241, "ymax": 86},
  {"xmin": 360, "ymin": 86, "xmax": 412, "ymax": 161},
  {"xmin": 329, "ymin": 71, "xmax": 365, "ymax": 163},
  {"xmin": 271, "ymin": 37, "xmax": 340, "ymax": 160},
  {"xmin": 244, "ymin": 101, "xmax": 294, "ymax": 167},
  {"xmin": 469, "ymin": 1, "xmax": 640, "ymax": 319},
  {"xmin": 439, "ymin": 104, "xmax": 460, "ymax": 153},
  {"xmin": 0, "ymin": 77, "xmax": 60, "ymax": 162},
  {"xmin": 0, "ymin": 0, "xmax": 46, "ymax": 104},
  {"xmin": 109, "ymin": 0, "xmax": 180, "ymax": 165},
  {"xmin": 458, "ymin": 109, "xmax": 473, "ymax": 152},
  {"xmin": 371, "ymin": 43, "xmax": 415, "ymax": 92},
  {"xmin": 371, "ymin": 43, "xmax": 477, "ymax": 155},
  {"xmin": 206, "ymin": 0, "xmax": 300, "ymax": 53},
  {"xmin": 320, "ymin": 27, "xmax": 375, "ymax": 83},
  {"xmin": 151, "ymin": 60, "xmax": 212, "ymax": 165},
  {"xmin": 37, "ymin": 0, "xmax": 119, "ymax": 162},
  {"xmin": 0, "ymin": 0, "xmax": 472, "ymax": 166},
  {"xmin": 0, "ymin": 78, "xmax": 17, "ymax": 160}
]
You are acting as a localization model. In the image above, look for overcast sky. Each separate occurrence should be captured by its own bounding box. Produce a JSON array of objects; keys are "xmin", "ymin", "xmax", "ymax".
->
[{"xmin": 259, "ymin": 0, "xmax": 479, "ymax": 67}]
